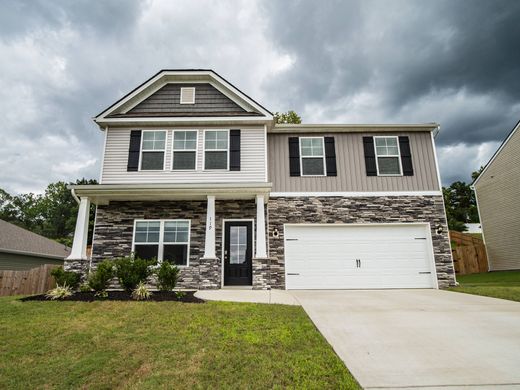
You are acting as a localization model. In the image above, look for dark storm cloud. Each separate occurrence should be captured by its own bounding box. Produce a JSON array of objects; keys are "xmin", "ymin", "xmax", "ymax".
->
[{"xmin": 261, "ymin": 0, "xmax": 520, "ymax": 148}]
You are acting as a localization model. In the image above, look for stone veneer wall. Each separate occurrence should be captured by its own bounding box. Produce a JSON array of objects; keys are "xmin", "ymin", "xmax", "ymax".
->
[
  {"xmin": 267, "ymin": 196, "xmax": 456, "ymax": 289},
  {"xmin": 72, "ymin": 200, "xmax": 256, "ymax": 289}
]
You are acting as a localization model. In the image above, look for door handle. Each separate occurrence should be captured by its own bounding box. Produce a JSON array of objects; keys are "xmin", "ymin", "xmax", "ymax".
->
[{"xmin": 356, "ymin": 259, "xmax": 361, "ymax": 268}]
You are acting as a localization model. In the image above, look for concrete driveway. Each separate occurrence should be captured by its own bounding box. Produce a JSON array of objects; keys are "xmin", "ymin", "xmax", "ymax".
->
[{"xmin": 291, "ymin": 289, "xmax": 520, "ymax": 389}]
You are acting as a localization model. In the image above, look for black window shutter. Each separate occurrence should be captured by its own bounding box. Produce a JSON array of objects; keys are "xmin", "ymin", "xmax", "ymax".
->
[
  {"xmin": 363, "ymin": 137, "xmax": 377, "ymax": 176},
  {"xmin": 399, "ymin": 136, "xmax": 414, "ymax": 176},
  {"xmin": 324, "ymin": 137, "xmax": 337, "ymax": 176},
  {"xmin": 127, "ymin": 130, "xmax": 142, "ymax": 172},
  {"xmin": 229, "ymin": 129, "xmax": 241, "ymax": 171},
  {"xmin": 288, "ymin": 137, "xmax": 300, "ymax": 176}
]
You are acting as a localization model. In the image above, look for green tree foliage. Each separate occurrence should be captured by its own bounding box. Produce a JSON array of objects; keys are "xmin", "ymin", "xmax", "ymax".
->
[
  {"xmin": 274, "ymin": 110, "xmax": 302, "ymax": 124},
  {"xmin": 443, "ymin": 169, "xmax": 482, "ymax": 232},
  {"xmin": 0, "ymin": 179, "xmax": 97, "ymax": 247}
]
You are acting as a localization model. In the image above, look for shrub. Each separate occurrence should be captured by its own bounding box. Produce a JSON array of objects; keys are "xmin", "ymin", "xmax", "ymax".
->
[
  {"xmin": 114, "ymin": 256, "xmax": 156, "ymax": 291},
  {"xmin": 88, "ymin": 260, "xmax": 115, "ymax": 293},
  {"xmin": 156, "ymin": 261, "xmax": 180, "ymax": 291},
  {"xmin": 46, "ymin": 285, "xmax": 73, "ymax": 300},
  {"xmin": 50, "ymin": 267, "xmax": 81, "ymax": 289},
  {"xmin": 79, "ymin": 283, "xmax": 91, "ymax": 292},
  {"xmin": 132, "ymin": 281, "xmax": 152, "ymax": 300}
]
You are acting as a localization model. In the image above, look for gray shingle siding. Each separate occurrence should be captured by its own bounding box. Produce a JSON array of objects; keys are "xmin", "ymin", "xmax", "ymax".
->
[{"xmin": 126, "ymin": 83, "xmax": 253, "ymax": 114}]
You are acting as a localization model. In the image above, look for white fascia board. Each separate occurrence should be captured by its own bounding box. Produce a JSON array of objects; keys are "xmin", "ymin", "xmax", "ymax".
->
[
  {"xmin": 95, "ymin": 116, "xmax": 271, "ymax": 127},
  {"xmin": 270, "ymin": 191, "xmax": 443, "ymax": 197},
  {"xmin": 472, "ymin": 120, "xmax": 520, "ymax": 186},
  {"xmin": 270, "ymin": 123, "xmax": 439, "ymax": 133}
]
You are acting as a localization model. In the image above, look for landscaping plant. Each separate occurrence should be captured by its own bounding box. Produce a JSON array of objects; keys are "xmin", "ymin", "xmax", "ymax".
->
[
  {"xmin": 88, "ymin": 260, "xmax": 115, "ymax": 295},
  {"xmin": 46, "ymin": 285, "xmax": 73, "ymax": 300},
  {"xmin": 114, "ymin": 256, "xmax": 156, "ymax": 291},
  {"xmin": 131, "ymin": 281, "xmax": 152, "ymax": 300},
  {"xmin": 50, "ymin": 267, "xmax": 81, "ymax": 289},
  {"xmin": 156, "ymin": 261, "xmax": 180, "ymax": 291}
]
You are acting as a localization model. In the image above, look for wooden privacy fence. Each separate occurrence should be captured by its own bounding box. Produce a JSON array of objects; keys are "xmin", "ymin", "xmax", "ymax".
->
[
  {"xmin": 450, "ymin": 231, "xmax": 488, "ymax": 275},
  {"xmin": 0, "ymin": 264, "xmax": 60, "ymax": 296}
]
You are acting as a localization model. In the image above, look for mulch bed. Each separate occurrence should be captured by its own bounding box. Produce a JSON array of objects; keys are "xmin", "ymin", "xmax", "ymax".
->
[{"xmin": 20, "ymin": 290, "xmax": 205, "ymax": 303}]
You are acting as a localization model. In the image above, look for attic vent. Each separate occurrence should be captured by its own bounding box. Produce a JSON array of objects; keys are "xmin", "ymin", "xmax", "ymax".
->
[{"xmin": 180, "ymin": 87, "xmax": 195, "ymax": 104}]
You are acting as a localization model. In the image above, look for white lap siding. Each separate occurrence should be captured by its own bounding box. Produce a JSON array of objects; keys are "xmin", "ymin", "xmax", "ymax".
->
[{"xmin": 101, "ymin": 127, "xmax": 267, "ymax": 184}]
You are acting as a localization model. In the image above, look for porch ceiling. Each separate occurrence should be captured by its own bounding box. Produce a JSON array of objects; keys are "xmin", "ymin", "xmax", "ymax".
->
[{"xmin": 69, "ymin": 182, "xmax": 272, "ymax": 205}]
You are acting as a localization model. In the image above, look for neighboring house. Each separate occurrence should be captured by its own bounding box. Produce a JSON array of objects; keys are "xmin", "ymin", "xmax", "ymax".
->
[
  {"xmin": 65, "ymin": 69, "xmax": 455, "ymax": 289},
  {"xmin": 0, "ymin": 219, "xmax": 70, "ymax": 270},
  {"xmin": 464, "ymin": 223, "xmax": 482, "ymax": 234},
  {"xmin": 473, "ymin": 120, "xmax": 520, "ymax": 271}
]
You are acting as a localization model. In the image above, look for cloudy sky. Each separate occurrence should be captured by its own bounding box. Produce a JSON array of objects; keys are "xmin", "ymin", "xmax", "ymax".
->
[{"xmin": 1, "ymin": 0, "xmax": 518, "ymax": 193}]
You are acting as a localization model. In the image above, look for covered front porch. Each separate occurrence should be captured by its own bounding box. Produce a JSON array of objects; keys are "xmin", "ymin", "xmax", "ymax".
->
[{"xmin": 65, "ymin": 183, "xmax": 272, "ymax": 289}]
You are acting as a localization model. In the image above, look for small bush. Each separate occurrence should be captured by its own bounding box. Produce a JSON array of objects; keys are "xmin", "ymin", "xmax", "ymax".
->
[
  {"xmin": 114, "ymin": 256, "xmax": 156, "ymax": 291},
  {"xmin": 132, "ymin": 281, "xmax": 152, "ymax": 300},
  {"xmin": 46, "ymin": 285, "xmax": 73, "ymax": 300},
  {"xmin": 157, "ymin": 261, "xmax": 180, "ymax": 291},
  {"xmin": 79, "ymin": 283, "xmax": 91, "ymax": 292},
  {"xmin": 51, "ymin": 267, "xmax": 81, "ymax": 289},
  {"xmin": 88, "ymin": 260, "xmax": 115, "ymax": 293}
]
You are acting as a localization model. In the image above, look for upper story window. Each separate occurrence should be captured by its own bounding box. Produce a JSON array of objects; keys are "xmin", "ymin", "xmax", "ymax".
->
[
  {"xmin": 204, "ymin": 130, "xmax": 229, "ymax": 170},
  {"xmin": 300, "ymin": 137, "xmax": 325, "ymax": 176},
  {"xmin": 374, "ymin": 136, "xmax": 402, "ymax": 175},
  {"xmin": 180, "ymin": 87, "xmax": 195, "ymax": 104},
  {"xmin": 140, "ymin": 130, "xmax": 166, "ymax": 170},
  {"xmin": 172, "ymin": 130, "xmax": 197, "ymax": 170},
  {"xmin": 133, "ymin": 220, "xmax": 190, "ymax": 266}
]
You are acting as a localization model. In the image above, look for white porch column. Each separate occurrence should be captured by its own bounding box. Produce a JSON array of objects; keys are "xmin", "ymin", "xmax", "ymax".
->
[
  {"xmin": 67, "ymin": 197, "xmax": 90, "ymax": 260},
  {"xmin": 203, "ymin": 195, "xmax": 216, "ymax": 258},
  {"xmin": 255, "ymin": 194, "xmax": 268, "ymax": 258}
]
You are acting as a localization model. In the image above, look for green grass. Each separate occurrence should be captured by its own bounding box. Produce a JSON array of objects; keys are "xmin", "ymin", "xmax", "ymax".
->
[
  {"xmin": 449, "ymin": 270, "xmax": 520, "ymax": 302},
  {"xmin": 0, "ymin": 297, "xmax": 359, "ymax": 389}
]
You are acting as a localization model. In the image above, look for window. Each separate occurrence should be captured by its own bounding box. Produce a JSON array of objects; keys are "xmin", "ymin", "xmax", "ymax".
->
[
  {"xmin": 374, "ymin": 136, "xmax": 402, "ymax": 175},
  {"xmin": 180, "ymin": 87, "xmax": 195, "ymax": 104},
  {"xmin": 204, "ymin": 130, "xmax": 228, "ymax": 170},
  {"xmin": 300, "ymin": 137, "xmax": 325, "ymax": 176},
  {"xmin": 140, "ymin": 131, "xmax": 166, "ymax": 170},
  {"xmin": 172, "ymin": 131, "xmax": 197, "ymax": 170},
  {"xmin": 133, "ymin": 220, "xmax": 190, "ymax": 266}
]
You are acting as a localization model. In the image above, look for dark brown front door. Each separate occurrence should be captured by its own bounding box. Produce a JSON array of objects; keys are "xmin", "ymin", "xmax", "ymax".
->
[{"xmin": 224, "ymin": 221, "xmax": 253, "ymax": 286}]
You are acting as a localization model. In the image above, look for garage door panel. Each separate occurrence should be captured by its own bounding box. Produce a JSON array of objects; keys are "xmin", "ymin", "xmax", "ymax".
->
[{"xmin": 285, "ymin": 224, "xmax": 436, "ymax": 290}]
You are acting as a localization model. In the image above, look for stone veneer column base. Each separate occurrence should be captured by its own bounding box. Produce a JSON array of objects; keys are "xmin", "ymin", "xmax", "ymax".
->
[
  {"xmin": 63, "ymin": 259, "xmax": 90, "ymax": 282},
  {"xmin": 252, "ymin": 257, "xmax": 270, "ymax": 290},
  {"xmin": 198, "ymin": 257, "xmax": 221, "ymax": 289}
]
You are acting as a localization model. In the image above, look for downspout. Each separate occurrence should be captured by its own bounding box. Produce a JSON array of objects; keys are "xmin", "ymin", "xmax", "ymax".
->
[{"xmin": 71, "ymin": 188, "xmax": 80, "ymax": 204}]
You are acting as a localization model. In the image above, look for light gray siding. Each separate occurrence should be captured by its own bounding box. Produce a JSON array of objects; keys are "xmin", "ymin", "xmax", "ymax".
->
[
  {"xmin": 474, "ymin": 127, "xmax": 520, "ymax": 271},
  {"xmin": 127, "ymin": 83, "xmax": 248, "ymax": 114},
  {"xmin": 0, "ymin": 251, "xmax": 63, "ymax": 271},
  {"xmin": 268, "ymin": 131, "xmax": 440, "ymax": 192},
  {"xmin": 101, "ymin": 127, "xmax": 267, "ymax": 184}
]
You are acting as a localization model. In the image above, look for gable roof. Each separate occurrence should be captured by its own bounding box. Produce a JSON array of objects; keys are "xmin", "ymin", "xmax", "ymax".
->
[
  {"xmin": 472, "ymin": 119, "xmax": 520, "ymax": 186},
  {"xmin": 0, "ymin": 219, "xmax": 71, "ymax": 259},
  {"xmin": 94, "ymin": 69, "xmax": 272, "ymax": 126}
]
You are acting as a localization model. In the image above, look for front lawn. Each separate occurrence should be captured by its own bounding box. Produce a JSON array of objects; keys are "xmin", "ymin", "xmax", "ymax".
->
[
  {"xmin": 0, "ymin": 296, "xmax": 359, "ymax": 389},
  {"xmin": 449, "ymin": 270, "xmax": 520, "ymax": 302}
]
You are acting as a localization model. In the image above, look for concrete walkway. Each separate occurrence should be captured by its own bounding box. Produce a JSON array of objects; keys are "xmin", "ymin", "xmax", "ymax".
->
[
  {"xmin": 194, "ymin": 289, "xmax": 300, "ymax": 305},
  {"xmin": 292, "ymin": 289, "xmax": 520, "ymax": 389}
]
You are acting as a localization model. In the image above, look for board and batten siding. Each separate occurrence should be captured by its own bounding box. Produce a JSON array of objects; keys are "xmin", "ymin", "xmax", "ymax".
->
[
  {"xmin": 474, "ymin": 127, "xmax": 520, "ymax": 271},
  {"xmin": 101, "ymin": 127, "xmax": 266, "ymax": 184},
  {"xmin": 268, "ymin": 132, "xmax": 440, "ymax": 192}
]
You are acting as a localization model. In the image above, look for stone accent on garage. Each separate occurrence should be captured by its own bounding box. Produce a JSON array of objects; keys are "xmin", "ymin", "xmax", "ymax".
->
[
  {"xmin": 75, "ymin": 199, "xmax": 257, "ymax": 289},
  {"xmin": 267, "ymin": 196, "xmax": 455, "ymax": 289}
]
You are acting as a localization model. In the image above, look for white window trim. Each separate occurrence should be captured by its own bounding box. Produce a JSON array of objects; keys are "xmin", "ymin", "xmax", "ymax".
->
[
  {"xmin": 299, "ymin": 136, "xmax": 326, "ymax": 177},
  {"xmin": 202, "ymin": 129, "xmax": 230, "ymax": 171},
  {"xmin": 139, "ymin": 130, "xmax": 167, "ymax": 171},
  {"xmin": 131, "ymin": 219, "xmax": 191, "ymax": 267},
  {"xmin": 373, "ymin": 135, "xmax": 403, "ymax": 176},
  {"xmin": 180, "ymin": 87, "xmax": 195, "ymax": 104},
  {"xmin": 171, "ymin": 130, "xmax": 198, "ymax": 171}
]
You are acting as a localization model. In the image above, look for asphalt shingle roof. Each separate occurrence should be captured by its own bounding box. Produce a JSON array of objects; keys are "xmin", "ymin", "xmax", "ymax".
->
[{"xmin": 0, "ymin": 219, "xmax": 71, "ymax": 259}]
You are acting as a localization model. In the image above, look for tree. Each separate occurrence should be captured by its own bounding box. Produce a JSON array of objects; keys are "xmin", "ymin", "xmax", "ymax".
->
[
  {"xmin": 0, "ymin": 178, "xmax": 97, "ymax": 247},
  {"xmin": 442, "ymin": 168, "xmax": 482, "ymax": 232},
  {"xmin": 274, "ymin": 110, "xmax": 302, "ymax": 124},
  {"xmin": 471, "ymin": 166, "xmax": 484, "ymax": 182}
]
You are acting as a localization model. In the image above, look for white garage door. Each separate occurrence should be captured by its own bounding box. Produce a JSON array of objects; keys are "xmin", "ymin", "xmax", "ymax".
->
[{"xmin": 285, "ymin": 224, "xmax": 437, "ymax": 289}]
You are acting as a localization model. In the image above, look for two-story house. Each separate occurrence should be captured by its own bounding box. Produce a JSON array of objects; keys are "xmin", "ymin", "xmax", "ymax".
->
[{"xmin": 65, "ymin": 69, "xmax": 456, "ymax": 290}]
